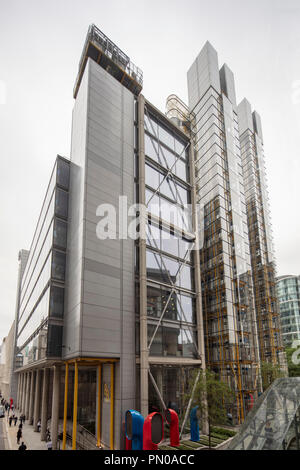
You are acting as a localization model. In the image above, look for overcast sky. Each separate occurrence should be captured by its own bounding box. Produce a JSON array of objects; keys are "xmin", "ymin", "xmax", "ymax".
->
[{"xmin": 0, "ymin": 0, "xmax": 299, "ymax": 341}]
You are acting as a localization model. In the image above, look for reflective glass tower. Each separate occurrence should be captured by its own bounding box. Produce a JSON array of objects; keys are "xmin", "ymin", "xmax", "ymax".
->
[
  {"xmin": 187, "ymin": 42, "xmax": 261, "ymax": 423},
  {"xmin": 276, "ymin": 275, "xmax": 300, "ymax": 347},
  {"xmin": 237, "ymin": 99, "xmax": 284, "ymax": 365}
]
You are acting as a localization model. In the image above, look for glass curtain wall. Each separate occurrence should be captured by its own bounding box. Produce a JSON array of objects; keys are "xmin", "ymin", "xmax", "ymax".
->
[
  {"xmin": 144, "ymin": 109, "xmax": 198, "ymax": 361},
  {"xmin": 16, "ymin": 157, "xmax": 70, "ymax": 367},
  {"xmin": 136, "ymin": 104, "xmax": 201, "ymax": 413},
  {"xmin": 277, "ymin": 276, "xmax": 300, "ymax": 346},
  {"xmin": 190, "ymin": 86, "xmax": 259, "ymax": 423},
  {"xmin": 239, "ymin": 114, "xmax": 283, "ymax": 363}
]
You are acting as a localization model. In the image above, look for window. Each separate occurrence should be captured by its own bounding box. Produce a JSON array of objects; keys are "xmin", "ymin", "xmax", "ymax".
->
[
  {"xmin": 56, "ymin": 159, "xmax": 70, "ymax": 189},
  {"xmin": 55, "ymin": 189, "xmax": 68, "ymax": 219},
  {"xmin": 158, "ymin": 125, "xmax": 175, "ymax": 151},
  {"xmin": 47, "ymin": 324, "xmax": 63, "ymax": 357},
  {"xmin": 53, "ymin": 218, "xmax": 67, "ymax": 249},
  {"xmin": 49, "ymin": 286, "xmax": 64, "ymax": 319},
  {"xmin": 51, "ymin": 250, "xmax": 66, "ymax": 281},
  {"xmin": 145, "ymin": 133, "xmax": 158, "ymax": 162}
]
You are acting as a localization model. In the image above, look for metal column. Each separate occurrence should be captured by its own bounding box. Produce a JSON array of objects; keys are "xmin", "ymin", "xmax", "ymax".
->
[
  {"xmin": 51, "ymin": 365, "xmax": 61, "ymax": 450},
  {"xmin": 41, "ymin": 368, "xmax": 49, "ymax": 441},
  {"xmin": 33, "ymin": 369, "xmax": 41, "ymax": 432},
  {"xmin": 28, "ymin": 370, "xmax": 35, "ymax": 424},
  {"xmin": 138, "ymin": 94, "xmax": 149, "ymax": 417}
]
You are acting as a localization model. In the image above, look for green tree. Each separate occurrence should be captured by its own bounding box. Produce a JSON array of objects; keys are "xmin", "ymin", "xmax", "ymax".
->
[
  {"xmin": 260, "ymin": 361, "xmax": 285, "ymax": 391},
  {"xmin": 186, "ymin": 369, "xmax": 234, "ymax": 449},
  {"xmin": 285, "ymin": 346, "xmax": 300, "ymax": 377}
]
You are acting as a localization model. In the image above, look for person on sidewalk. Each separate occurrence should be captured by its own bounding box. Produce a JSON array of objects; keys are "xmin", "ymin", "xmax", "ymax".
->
[
  {"xmin": 14, "ymin": 416, "xmax": 18, "ymax": 426},
  {"xmin": 17, "ymin": 428, "xmax": 22, "ymax": 445},
  {"xmin": 46, "ymin": 440, "xmax": 52, "ymax": 451},
  {"xmin": 9, "ymin": 416, "xmax": 13, "ymax": 427},
  {"xmin": 18, "ymin": 442, "xmax": 27, "ymax": 451}
]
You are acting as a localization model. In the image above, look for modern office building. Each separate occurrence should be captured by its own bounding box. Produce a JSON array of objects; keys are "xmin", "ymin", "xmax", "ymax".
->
[
  {"xmin": 237, "ymin": 100, "xmax": 284, "ymax": 365},
  {"xmin": 186, "ymin": 43, "xmax": 261, "ymax": 423},
  {"xmin": 276, "ymin": 275, "xmax": 300, "ymax": 346},
  {"xmin": 9, "ymin": 25, "xmax": 204, "ymax": 450},
  {"xmin": 6, "ymin": 24, "xmax": 283, "ymax": 449},
  {"xmin": 13, "ymin": 156, "xmax": 70, "ymax": 448}
]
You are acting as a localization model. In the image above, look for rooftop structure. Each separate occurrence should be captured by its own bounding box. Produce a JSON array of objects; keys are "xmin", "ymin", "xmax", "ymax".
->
[{"xmin": 73, "ymin": 24, "xmax": 143, "ymax": 98}]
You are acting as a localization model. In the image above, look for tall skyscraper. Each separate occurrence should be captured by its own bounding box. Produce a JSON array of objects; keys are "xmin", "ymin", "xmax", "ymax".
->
[
  {"xmin": 237, "ymin": 99, "xmax": 284, "ymax": 365},
  {"xmin": 186, "ymin": 42, "xmax": 261, "ymax": 423}
]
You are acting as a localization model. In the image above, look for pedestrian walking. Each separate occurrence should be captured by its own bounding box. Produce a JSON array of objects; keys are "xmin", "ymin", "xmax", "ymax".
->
[
  {"xmin": 46, "ymin": 440, "xmax": 52, "ymax": 450},
  {"xmin": 17, "ymin": 428, "xmax": 22, "ymax": 445},
  {"xmin": 14, "ymin": 416, "xmax": 18, "ymax": 426},
  {"xmin": 37, "ymin": 420, "xmax": 41, "ymax": 432},
  {"xmin": 9, "ymin": 416, "xmax": 13, "ymax": 427},
  {"xmin": 18, "ymin": 442, "xmax": 27, "ymax": 451}
]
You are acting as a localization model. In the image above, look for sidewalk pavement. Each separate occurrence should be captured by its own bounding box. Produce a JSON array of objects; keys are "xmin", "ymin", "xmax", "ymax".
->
[{"xmin": 4, "ymin": 414, "xmax": 48, "ymax": 451}]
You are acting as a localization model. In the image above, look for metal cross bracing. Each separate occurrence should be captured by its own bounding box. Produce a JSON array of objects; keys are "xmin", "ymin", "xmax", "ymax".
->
[
  {"xmin": 144, "ymin": 106, "xmax": 191, "ymax": 214},
  {"xmin": 143, "ymin": 107, "xmax": 199, "ymax": 353},
  {"xmin": 146, "ymin": 222, "xmax": 200, "ymax": 356},
  {"xmin": 142, "ymin": 104, "xmax": 204, "ymax": 424}
]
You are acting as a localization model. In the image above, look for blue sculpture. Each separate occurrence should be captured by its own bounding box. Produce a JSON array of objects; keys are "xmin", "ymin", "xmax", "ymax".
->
[
  {"xmin": 125, "ymin": 410, "xmax": 144, "ymax": 450},
  {"xmin": 190, "ymin": 406, "xmax": 200, "ymax": 442}
]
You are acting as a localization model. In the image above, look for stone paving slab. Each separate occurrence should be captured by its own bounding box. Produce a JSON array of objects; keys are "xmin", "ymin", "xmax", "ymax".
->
[{"xmin": 4, "ymin": 413, "xmax": 48, "ymax": 451}]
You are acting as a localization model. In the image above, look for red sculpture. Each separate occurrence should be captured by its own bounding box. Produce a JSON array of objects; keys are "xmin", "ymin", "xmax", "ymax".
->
[
  {"xmin": 143, "ymin": 412, "xmax": 164, "ymax": 450},
  {"xmin": 165, "ymin": 408, "xmax": 180, "ymax": 447}
]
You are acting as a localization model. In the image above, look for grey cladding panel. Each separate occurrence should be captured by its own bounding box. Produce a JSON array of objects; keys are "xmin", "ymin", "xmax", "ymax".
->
[{"xmin": 84, "ymin": 258, "xmax": 121, "ymax": 279}]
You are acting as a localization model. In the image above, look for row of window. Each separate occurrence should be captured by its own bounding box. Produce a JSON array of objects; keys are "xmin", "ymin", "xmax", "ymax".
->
[
  {"xmin": 17, "ymin": 158, "xmax": 69, "ymax": 362},
  {"xmin": 143, "ymin": 109, "xmax": 198, "ymax": 356},
  {"xmin": 144, "ymin": 113, "xmax": 188, "ymax": 158}
]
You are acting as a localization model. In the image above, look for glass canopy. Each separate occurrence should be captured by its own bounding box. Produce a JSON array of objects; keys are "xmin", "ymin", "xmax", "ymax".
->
[{"xmin": 228, "ymin": 377, "xmax": 300, "ymax": 450}]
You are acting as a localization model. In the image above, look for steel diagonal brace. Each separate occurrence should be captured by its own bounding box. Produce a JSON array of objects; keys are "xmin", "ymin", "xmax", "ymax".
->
[
  {"xmin": 179, "ymin": 369, "xmax": 201, "ymax": 438},
  {"xmin": 176, "ymin": 294, "xmax": 201, "ymax": 357},
  {"xmin": 144, "ymin": 106, "xmax": 171, "ymax": 171},
  {"xmin": 147, "ymin": 223, "xmax": 198, "ymax": 353},
  {"xmin": 147, "ymin": 287, "xmax": 176, "ymax": 351},
  {"xmin": 148, "ymin": 369, "xmax": 167, "ymax": 411},
  {"xmin": 144, "ymin": 106, "xmax": 190, "ymax": 208}
]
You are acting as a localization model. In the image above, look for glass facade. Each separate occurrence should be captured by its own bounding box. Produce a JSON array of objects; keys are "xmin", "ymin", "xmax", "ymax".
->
[
  {"xmin": 136, "ymin": 102, "xmax": 202, "ymax": 415},
  {"xmin": 188, "ymin": 52, "xmax": 260, "ymax": 424},
  {"xmin": 238, "ymin": 103, "xmax": 283, "ymax": 363},
  {"xmin": 143, "ymin": 107, "xmax": 198, "ymax": 362},
  {"xmin": 149, "ymin": 365, "xmax": 198, "ymax": 423},
  {"xmin": 276, "ymin": 276, "xmax": 300, "ymax": 346},
  {"xmin": 228, "ymin": 377, "xmax": 300, "ymax": 450},
  {"xmin": 16, "ymin": 157, "xmax": 70, "ymax": 367}
]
